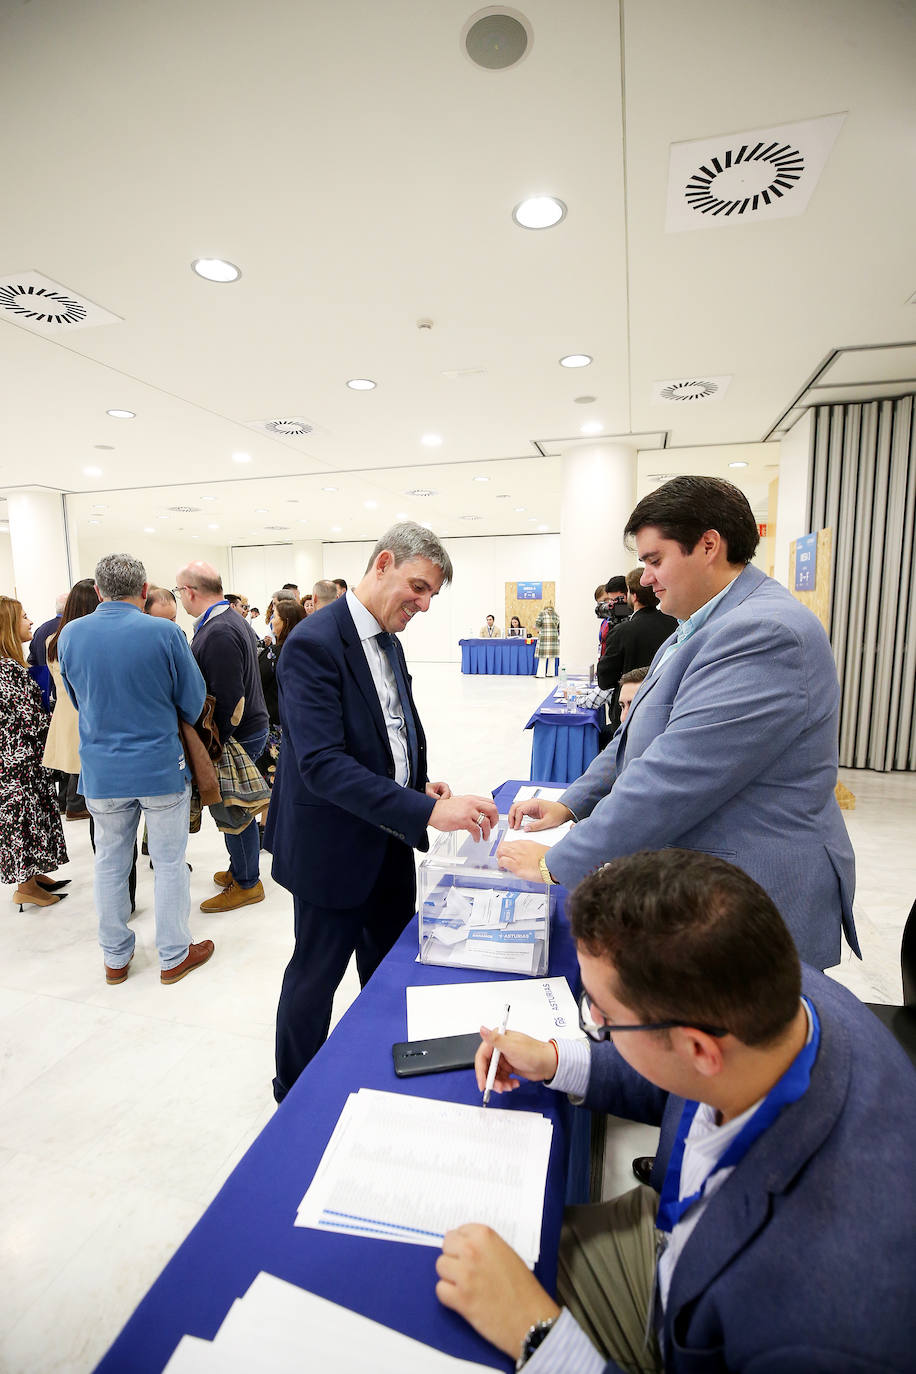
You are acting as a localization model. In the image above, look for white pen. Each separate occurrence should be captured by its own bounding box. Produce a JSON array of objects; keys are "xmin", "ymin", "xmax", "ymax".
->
[{"xmin": 483, "ymin": 1002, "xmax": 511, "ymax": 1106}]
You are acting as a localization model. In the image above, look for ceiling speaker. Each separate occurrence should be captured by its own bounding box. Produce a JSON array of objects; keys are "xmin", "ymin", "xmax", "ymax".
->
[{"xmin": 463, "ymin": 8, "xmax": 531, "ymax": 70}]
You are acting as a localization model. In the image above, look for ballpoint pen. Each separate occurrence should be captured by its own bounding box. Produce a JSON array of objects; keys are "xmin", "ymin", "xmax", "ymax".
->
[{"xmin": 483, "ymin": 1002, "xmax": 511, "ymax": 1106}]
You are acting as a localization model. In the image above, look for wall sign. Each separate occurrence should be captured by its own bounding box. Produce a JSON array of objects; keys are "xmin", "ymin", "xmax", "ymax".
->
[
  {"xmin": 794, "ymin": 532, "xmax": 817, "ymax": 591},
  {"xmin": 516, "ymin": 582, "xmax": 542, "ymax": 600}
]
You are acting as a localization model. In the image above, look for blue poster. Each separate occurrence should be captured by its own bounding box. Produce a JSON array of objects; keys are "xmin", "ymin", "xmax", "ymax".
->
[
  {"xmin": 795, "ymin": 533, "xmax": 817, "ymax": 591},
  {"xmin": 517, "ymin": 581, "xmax": 542, "ymax": 600}
]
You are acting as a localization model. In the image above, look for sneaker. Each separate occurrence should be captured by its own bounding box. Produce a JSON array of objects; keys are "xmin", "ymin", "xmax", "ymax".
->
[
  {"xmin": 160, "ymin": 940, "xmax": 215, "ymax": 984},
  {"xmin": 200, "ymin": 879, "xmax": 264, "ymax": 913}
]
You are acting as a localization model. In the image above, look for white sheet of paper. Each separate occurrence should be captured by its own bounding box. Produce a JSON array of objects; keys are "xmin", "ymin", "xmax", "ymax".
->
[
  {"xmin": 500, "ymin": 819, "xmax": 573, "ymax": 847},
  {"xmin": 295, "ymin": 1089, "xmax": 552, "ymax": 1268},
  {"xmin": 512, "ymin": 785, "xmax": 567, "ymax": 804},
  {"xmin": 406, "ymin": 976, "xmax": 582, "ymax": 1042},
  {"xmin": 164, "ymin": 1271, "xmax": 501, "ymax": 1373}
]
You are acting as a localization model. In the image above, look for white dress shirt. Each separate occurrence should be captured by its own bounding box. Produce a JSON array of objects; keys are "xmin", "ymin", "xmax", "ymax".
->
[{"xmin": 345, "ymin": 589, "xmax": 411, "ymax": 787}]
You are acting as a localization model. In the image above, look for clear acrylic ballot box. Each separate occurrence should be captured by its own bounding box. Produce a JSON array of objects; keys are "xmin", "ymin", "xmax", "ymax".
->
[{"xmin": 417, "ymin": 820, "xmax": 555, "ymax": 976}]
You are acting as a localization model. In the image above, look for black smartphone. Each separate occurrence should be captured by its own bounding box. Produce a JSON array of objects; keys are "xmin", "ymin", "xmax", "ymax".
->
[{"xmin": 392, "ymin": 1032, "xmax": 481, "ymax": 1078}]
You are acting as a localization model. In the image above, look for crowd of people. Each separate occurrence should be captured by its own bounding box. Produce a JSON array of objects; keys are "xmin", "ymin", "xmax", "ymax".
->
[{"xmin": 1, "ymin": 479, "xmax": 912, "ymax": 1373}]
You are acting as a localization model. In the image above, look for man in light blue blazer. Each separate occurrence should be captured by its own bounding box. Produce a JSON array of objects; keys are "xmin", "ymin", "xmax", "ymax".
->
[{"xmin": 499, "ymin": 477, "xmax": 857, "ymax": 970}]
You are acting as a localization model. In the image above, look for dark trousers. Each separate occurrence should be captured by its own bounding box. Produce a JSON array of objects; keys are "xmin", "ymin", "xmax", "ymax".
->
[{"xmin": 273, "ymin": 838, "xmax": 416, "ymax": 1102}]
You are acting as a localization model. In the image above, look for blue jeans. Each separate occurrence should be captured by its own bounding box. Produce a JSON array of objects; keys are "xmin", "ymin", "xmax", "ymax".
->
[
  {"xmin": 88, "ymin": 785, "xmax": 192, "ymax": 971},
  {"xmin": 223, "ymin": 729, "xmax": 268, "ymax": 889}
]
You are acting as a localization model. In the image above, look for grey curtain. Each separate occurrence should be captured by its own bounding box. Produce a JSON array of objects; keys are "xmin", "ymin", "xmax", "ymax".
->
[{"xmin": 808, "ymin": 396, "xmax": 916, "ymax": 772}]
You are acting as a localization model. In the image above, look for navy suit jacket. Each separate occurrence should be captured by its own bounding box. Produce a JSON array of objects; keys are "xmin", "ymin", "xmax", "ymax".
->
[
  {"xmin": 551, "ymin": 566, "xmax": 857, "ymax": 970},
  {"xmin": 264, "ymin": 595, "xmax": 435, "ymax": 909},
  {"xmin": 583, "ymin": 969, "xmax": 916, "ymax": 1373}
]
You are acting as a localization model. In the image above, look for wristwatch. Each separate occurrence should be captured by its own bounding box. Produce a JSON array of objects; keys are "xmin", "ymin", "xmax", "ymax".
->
[
  {"xmin": 516, "ymin": 1315, "xmax": 559, "ymax": 1369},
  {"xmin": 537, "ymin": 855, "xmax": 555, "ymax": 885}
]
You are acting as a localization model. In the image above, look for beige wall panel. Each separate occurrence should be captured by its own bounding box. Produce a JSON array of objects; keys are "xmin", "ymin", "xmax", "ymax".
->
[{"xmin": 505, "ymin": 581, "xmax": 555, "ymax": 635}]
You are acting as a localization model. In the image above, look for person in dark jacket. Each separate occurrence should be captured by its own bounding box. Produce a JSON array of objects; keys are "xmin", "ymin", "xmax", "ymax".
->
[
  {"xmin": 597, "ymin": 568, "xmax": 677, "ymax": 696},
  {"xmin": 258, "ymin": 599, "xmax": 306, "ymax": 784}
]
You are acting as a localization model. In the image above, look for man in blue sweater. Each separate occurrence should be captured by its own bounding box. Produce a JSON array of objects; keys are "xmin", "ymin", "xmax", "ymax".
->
[{"xmin": 59, "ymin": 554, "xmax": 213, "ymax": 986}]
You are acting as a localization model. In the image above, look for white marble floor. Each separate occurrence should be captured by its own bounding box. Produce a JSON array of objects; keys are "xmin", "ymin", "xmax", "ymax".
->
[{"xmin": 0, "ymin": 663, "xmax": 912, "ymax": 1372}]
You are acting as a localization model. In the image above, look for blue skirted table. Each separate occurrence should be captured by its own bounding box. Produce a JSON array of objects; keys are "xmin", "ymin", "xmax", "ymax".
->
[
  {"xmin": 525, "ymin": 688, "xmax": 602, "ymax": 785},
  {"xmin": 459, "ymin": 636, "xmax": 537, "ymax": 675}
]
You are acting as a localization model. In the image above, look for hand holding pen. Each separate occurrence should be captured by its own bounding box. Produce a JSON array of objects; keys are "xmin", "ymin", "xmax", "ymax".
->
[
  {"xmin": 482, "ymin": 1003, "xmax": 511, "ymax": 1106},
  {"xmin": 476, "ymin": 1018, "xmax": 560, "ymax": 1101}
]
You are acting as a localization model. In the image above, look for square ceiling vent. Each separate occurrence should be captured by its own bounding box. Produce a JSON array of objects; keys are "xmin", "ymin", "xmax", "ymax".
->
[
  {"xmin": 665, "ymin": 112, "xmax": 845, "ymax": 233},
  {"xmin": 651, "ymin": 375, "xmax": 732, "ymax": 404},
  {"xmin": 0, "ymin": 270, "xmax": 123, "ymax": 333}
]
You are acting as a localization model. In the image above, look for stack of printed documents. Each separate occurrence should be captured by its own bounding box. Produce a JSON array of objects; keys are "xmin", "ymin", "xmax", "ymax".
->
[
  {"xmin": 163, "ymin": 1271, "xmax": 501, "ymax": 1372},
  {"xmin": 295, "ymin": 1088, "xmax": 553, "ymax": 1268}
]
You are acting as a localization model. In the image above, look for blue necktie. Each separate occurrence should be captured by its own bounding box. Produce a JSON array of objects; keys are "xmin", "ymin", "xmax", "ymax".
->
[{"xmin": 376, "ymin": 631, "xmax": 419, "ymax": 784}]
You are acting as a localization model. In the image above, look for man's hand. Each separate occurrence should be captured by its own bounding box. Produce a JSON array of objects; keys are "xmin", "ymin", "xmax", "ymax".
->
[
  {"xmin": 429, "ymin": 795, "xmax": 499, "ymax": 841},
  {"xmin": 436, "ymin": 1224, "xmax": 561, "ymax": 1357},
  {"xmin": 474, "ymin": 1025, "xmax": 559, "ymax": 1095},
  {"xmin": 425, "ymin": 780, "xmax": 452, "ymax": 800},
  {"xmin": 496, "ymin": 838, "xmax": 549, "ymax": 882},
  {"xmin": 507, "ymin": 798, "xmax": 573, "ymax": 831}
]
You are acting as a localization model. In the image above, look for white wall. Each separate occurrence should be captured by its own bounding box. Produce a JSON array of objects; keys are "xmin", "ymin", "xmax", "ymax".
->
[
  {"xmin": 323, "ymin": 533, "xmax": 561, "ymax": 662},
  {"xmin": 774, "ymin": 412, "xmax": 814, "ymax": 590},
  {"xmin": 78, "ymin": 533, "xmax": 229, "ymax": 635},
  {"xmin": 0, "ymin": 533, "xmax": 15, "ymax": 601}
]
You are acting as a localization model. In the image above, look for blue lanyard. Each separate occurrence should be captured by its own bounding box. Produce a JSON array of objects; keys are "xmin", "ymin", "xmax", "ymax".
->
[
  {"xmin": 194, "ymin": 600, "xmax": 229, "ymax": 634},
  {"xmin": 656, "ymin": 997, "xmax": 820, "ymax": 1234}
]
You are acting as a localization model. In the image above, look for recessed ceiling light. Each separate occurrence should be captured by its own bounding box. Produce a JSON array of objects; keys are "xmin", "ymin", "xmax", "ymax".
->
[
  {"xmin": 331, "ymin": 525, "xmax": 342, "ymax": 532},
  {"xmin": 157, "ymin": 514, "xmax": 169, "ymax": 520},
  {"xmin": 515, "ymin": 506, "xmax": 526, "ymax": 512},
  {"xmin": 580, "ymin": 421, "xmax": 605, "ymax": 435},
  {"xmin": 298, "ymin": 519, "xmax": 309, "ymax": 524},
  {"xmin": 106, "ymin": 408, "xmax": 135, "ymax": 419},
  {"xmin": 143, "ymin": 526, "xmax": 155, "ymax": 533},
  {"xmin": 513, "ymin": 196, "xmax": 567, "ymax": 229},
  {"xmin": 207, "ymin": 523, "xmax": 220, "ymax": 530},
  {"xmin": 232, "ymin": 451, "xmax": 252, "ymax": 464},
  {"xmin": 396, "ymin": 511, "xmax": 409, "ymax": 519},
  {"xmin": 91, "ymin": 503, "xmax": 107, "ymax": 511},
  {"xmin": 347, "ymin": 378, "xmax": 376, "ymax": 390},
  {"xmin": 537, "ymin": 524, "xmax": 550, "ymax": 531},
  {"xmin": 254, "ymin": 507, "xmax": 269, "ymax": 514},
  {"xmin": 88, "ymin": 519, "xmax": 101, "ymax": 526},
  {"xmin": 191, "ymin": 258, "xmax": 241, "ymax": 283},
  {"xmin": 473, "ymin": 476, "xmax": 490, "ymax": 483},
  {"xmin": 560, "ymin": 354, "xmax": 593, "ymax": 368},
  {"xmin": 420, "ymin": 434, "xmax": 443, "ymax": 447},
  {"xmin": 322, "ymin": 485, "xmax": 338, "ymax": 493},
  {"xmin": 728, "ymin": 460, "xmax": 749, "ymax": 469},
  {"xmin": 363, "ymin": 500, "xmax": 378, "ymax": 509},
  {"xmin": 201, "ymin": 495, "xmax": 217, "ymax": 502},
  {"xmin": 83, "ymin": 466, "xmax": 103, "ymax": 477}
]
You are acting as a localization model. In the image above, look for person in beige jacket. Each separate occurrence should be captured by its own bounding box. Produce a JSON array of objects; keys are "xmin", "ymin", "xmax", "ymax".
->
[
  {"xmin": 44, "ymin": 580, "xmax": 98, "ymax": 818},
  {"xmin": 478, "ymin": 614, "xmax": 502, "ymax": 638}
]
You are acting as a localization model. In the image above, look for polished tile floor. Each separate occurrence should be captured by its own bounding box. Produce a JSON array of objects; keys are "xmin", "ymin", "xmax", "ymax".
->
[{"xmin": 1, "ymin": 664, "xmax": 912, "ymax": 1372}]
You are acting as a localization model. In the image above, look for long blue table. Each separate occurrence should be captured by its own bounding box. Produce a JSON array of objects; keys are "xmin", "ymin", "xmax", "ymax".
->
[
  {"xmin": 525, "ymin": 687, "xmax": 602, "ymax": 785},
  {"xmin": 459, "ymin": 636, "xmax": 537, "ymax": 675},
  {"xmin": 95, "ymin": 890, "xmax": 581, "ymax": 1371}
]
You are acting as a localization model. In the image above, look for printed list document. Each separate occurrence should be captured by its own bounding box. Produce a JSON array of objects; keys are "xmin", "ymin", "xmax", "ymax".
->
[
  {"xmin": 406, "ymin": 975, "xmax": 583, "ymax": 1043},
  {"xmin": 163, "ymin": 1271, "xmax": 501, "ymax": 1372},
  {"xmin": 295, "ymin": 1088, "xmax": 553, "ymax": 1268}
]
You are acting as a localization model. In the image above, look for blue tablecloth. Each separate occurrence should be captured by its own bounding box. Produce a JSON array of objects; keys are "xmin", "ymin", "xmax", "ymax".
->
[
  {"xmin": 459, "ymin": 637, "xmax": 537, "ymax": 675},
  {"xmin": 525, "ymin": 689, "xmax": 602, "ymax": 785},
  {"xmin": 95, "ymin": 898, "xmax": 581, "ymax": 1372}
]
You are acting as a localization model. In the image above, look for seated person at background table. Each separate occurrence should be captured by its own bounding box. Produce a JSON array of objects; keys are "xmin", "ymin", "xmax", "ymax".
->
[
  {"xmin": 265, "ymin": 521, "xmax": 499, "ymax": 1101},
  {"xmin": 436, "ymin": 850, "xmax": 916, "ymax": 1374},
  {"xmin": 507, "ymin": 615, "xmax": 526, "ymax": 637},
  {"xmin": 498, "ymin": 476, "xmax": 857, "ymax": 972},
  {"xmin": 479, "ymin": 614, "xmax": 501, "ymax": 637}
]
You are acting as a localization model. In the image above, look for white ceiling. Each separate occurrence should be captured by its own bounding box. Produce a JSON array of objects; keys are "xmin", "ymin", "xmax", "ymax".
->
[{"xmin": 1, "ymin": 0, "xmax": 914, "ymax": 549}]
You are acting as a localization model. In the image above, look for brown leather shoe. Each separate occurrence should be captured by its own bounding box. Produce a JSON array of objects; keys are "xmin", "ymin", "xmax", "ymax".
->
[
  {"xmin": 212, "ymin": 870, "xmax": 233, "ymax": 889},
  {"xmin": 200, "ymin": 879, "xmax": 264, "ymax": 913},
  {"xmin": 105, "ymin": 951, "xmax": 134, "ymax": 985},
  {"xmin": 65, "ymin": 809, "xmax": 91, "ymax": 821},
  {"xmin": 160, "ymin": 940, "xmax": 214, "ymax": 984}
]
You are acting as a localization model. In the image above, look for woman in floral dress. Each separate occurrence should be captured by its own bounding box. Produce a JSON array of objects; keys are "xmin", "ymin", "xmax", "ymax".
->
[{"xmin": 0, "ymin": 596, "xmax": 68, "ymax": 909}]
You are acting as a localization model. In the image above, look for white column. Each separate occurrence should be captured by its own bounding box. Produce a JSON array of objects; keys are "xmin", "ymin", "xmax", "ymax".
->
[
  {"xmin": 559, "ymin": 443, "xmax": 637, "ymax": 671},
  {"xmin": 292, "ymin": 540, "xmax": 324, "ymax": 596},
  {"xmin": 7, "ymin": 490, "xmax": 73, "ymax": 622}
]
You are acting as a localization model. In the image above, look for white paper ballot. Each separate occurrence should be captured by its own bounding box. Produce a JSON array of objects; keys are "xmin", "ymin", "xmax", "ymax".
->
[
  {"xmin": 500, "ymin": 818, "xmax": 573, "ymax": 847},
  {"xmin": 512, "ymin": 785, "xmax": 567, "ymax": 804},
  {"xmin": 164, "ymin": 1271, "xmax": 501, "ymax": 1373},
  {"xmin": 406, "ymin": 976, "xmax": 582, "ymax": 1043},
  {"xmin": 295, "ymin": 1089, "xmax": 552, "ymax": 1269}
]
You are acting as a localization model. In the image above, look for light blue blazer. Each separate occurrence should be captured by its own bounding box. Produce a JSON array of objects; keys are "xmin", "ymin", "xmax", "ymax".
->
[{"xmin": 549, "ymin": 565, "xmax": 858, "ymax": 969}]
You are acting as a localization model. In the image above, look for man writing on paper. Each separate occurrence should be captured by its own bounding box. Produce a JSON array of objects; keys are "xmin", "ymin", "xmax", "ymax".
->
[
  {"xmin": 436, "ymin": 850, "xmax": 916, "ymax": 1374},
  {"xmin": 266, "ymin": 522, "xmax": 499, "ymax": 1101},
  {"xmin": 498, "ymin": 476, "xmax": 857, "ymax": 971}
]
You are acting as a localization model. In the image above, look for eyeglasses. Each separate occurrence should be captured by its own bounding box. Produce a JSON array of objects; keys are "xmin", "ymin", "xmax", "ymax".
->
[
  {"xmin": 578, "ymin": 988, "xmax": 727, "ymax": 1042},
  {"xmin": 173, "ymin": 585, "xmax": 192, "ymax": 597}
]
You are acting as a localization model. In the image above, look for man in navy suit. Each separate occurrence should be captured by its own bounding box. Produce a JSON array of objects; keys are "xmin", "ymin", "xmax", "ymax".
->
[
  {"xmin": 265, "ymin": 522, "xmax": 499, "ymax": 1101},
  {"xmin": 437, "ymin": 851, "xmax": 916, "ymax": 1374},
  {"xmin": 499, "ymin": 477, "xmax": 857, "ymax": 971}
]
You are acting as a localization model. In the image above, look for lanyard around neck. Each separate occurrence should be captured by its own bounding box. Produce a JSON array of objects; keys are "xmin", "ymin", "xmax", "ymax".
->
[
  {"xmin": 656, "ymin": 997, "xmax": 820, "ymax": 1234},
  {"xmin": 195, "ymin": 600, "xmax": 228, "ymax": 633}
]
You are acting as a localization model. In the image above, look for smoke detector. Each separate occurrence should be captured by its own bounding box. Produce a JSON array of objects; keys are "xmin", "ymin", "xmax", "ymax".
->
[
  {"xmin": 651, "ymin": 376, "xmax": 731, "ymax": 404},
  {"xmin": 0, "ymin": 270, "xmax": 122, "ymax": 334},
  {"xmin": 665, "ymin": 113, "xmax": 845, "ymax": 232}
]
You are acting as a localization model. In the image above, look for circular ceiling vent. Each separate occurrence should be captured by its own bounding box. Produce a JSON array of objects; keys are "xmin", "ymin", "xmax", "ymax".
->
[
  {"xmin": 685, "ymin": 141, "xmax": 804, "ymax": 218},
  {"xmin": 659, "ymin": 380, "xmax": 719, "ymax": 402},
  {"xmin": 263, "ymin": 525, "xmax": 291, "ymax": 531},
  {"xmin": 462, "ymin": 8, "xmax": 531, "ymax": 70},
  {"xmin": 646, "ymin": 472, "xmax": 679, "ymax": 483},
  {"xmin": 405, "ymin": 488, "xmax": 438, "ymax": 497},
  {"xmin": 0, "ymin": 281, "xmax": 87, "ymax": 325},
  {"xmin": 167, "ymin": 505, "xmax": 202, "ymax": 513},
  {"xmin": 459, "ymin": 514, "xmax": 483, "ymax": 521},
  {"xmin": 265, "ymin": 418, "xmax": 313, "ymax": 437}
]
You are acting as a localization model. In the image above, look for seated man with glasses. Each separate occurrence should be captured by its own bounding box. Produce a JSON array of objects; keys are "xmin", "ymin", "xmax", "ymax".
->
[{"xmin": 435, "ymin": 849, "xmax": 915, "ymax": 1374}]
